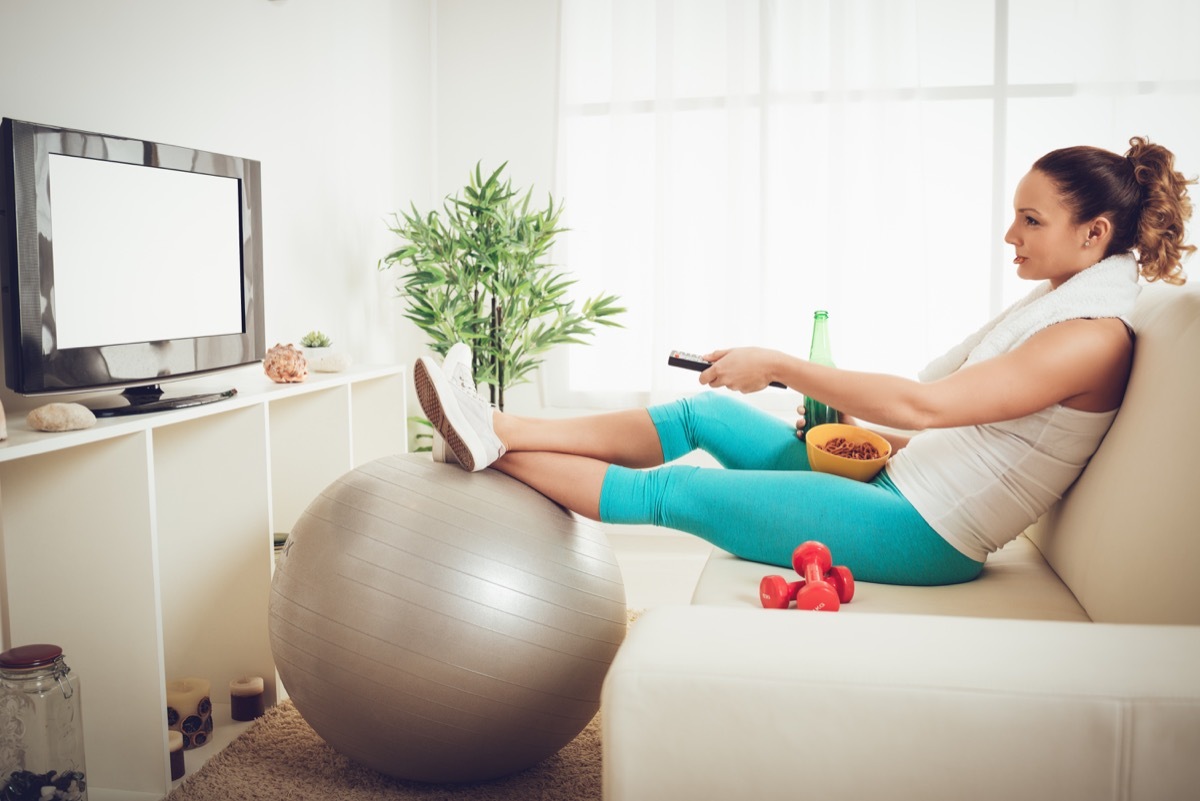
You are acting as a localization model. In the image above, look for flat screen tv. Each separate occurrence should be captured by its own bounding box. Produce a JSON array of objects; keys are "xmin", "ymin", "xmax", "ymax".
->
[{"xmin": 0, "ymin": 117, "xmax": 265, "ymax": 416}]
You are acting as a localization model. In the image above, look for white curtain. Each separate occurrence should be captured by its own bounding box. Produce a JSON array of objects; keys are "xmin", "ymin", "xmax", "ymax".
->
[{"xmin": 551, "ymin": 0, "xmax": 1200, "ymax": 411}]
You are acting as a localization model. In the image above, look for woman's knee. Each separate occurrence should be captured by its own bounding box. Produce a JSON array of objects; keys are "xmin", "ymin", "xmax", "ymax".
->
[{"xmin": 680, "ymin": 391, "xmax": 743, "ymax": 419}]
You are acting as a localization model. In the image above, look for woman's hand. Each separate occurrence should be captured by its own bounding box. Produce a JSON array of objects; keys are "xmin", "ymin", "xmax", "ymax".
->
[
  {"xmin": 794, "ymin": 406, "xmax": 807, "ymax": 440},
  {"xmin": 795, "ymin": 407, "xmax": 860, "ymax": 440},
  {"xmin": 699, "ymin": 348, "xmax": 785, "ymax": 393}
]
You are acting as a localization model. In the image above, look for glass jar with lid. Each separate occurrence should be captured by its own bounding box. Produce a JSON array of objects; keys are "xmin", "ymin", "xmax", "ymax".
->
[{"xmin": 0, "ymin": 643, "xmax": 88, "ymax": 801}]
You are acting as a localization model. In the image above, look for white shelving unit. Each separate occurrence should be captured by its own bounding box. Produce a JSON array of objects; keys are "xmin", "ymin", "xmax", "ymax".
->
[{"xmin": 0, "ymin": 363, "xmax": 406, "ymax": 799}]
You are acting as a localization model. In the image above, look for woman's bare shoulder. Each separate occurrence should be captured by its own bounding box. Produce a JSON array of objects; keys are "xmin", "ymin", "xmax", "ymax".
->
[{"xmin": 1029, "ymin": 318, "xmax": 1134, "ymax": 411}]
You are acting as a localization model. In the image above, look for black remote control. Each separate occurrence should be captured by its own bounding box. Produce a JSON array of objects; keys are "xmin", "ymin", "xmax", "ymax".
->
[{"xmin": 668, "ymin": 350, "xmax": 786, "ymax": 389}]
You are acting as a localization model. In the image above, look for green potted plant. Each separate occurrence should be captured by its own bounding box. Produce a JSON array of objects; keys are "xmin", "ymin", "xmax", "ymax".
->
[
  {"xmin": 380, "ymin": 163, "xmax": 624, "ymax": 416},
  {"xmin": 297, "ymin": 329, "xmax": 350, "ymax": 373}
]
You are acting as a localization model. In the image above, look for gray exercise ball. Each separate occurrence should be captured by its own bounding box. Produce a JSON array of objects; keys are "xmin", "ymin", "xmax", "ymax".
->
[{"xmin": 268, "ymin": 453, "xmax": 627, "ymax": 783}]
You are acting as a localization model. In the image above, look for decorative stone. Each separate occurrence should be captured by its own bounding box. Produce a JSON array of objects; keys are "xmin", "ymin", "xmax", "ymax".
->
[
  {"xmin": 27, "ymin": 402, "xmax": 97, "ymax": 432},
  {"xmin": 264, "ymin": 343, "xmax": 308, "ymax": 383},
  {"xmin": 302, "ymin": 347, "xmax": 352, "ymax": 373}
]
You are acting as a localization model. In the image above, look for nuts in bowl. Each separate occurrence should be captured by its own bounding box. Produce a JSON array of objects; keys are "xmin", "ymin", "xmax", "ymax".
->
[{"xmin": 805, "ymin": 423, "xmax": 892, "ymax": 482}]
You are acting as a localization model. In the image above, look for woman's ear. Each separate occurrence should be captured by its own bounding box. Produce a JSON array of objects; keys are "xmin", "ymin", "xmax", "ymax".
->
[{"xmin": 1087, "ymin": 216, "xmax": 1114, "ymax": 247}]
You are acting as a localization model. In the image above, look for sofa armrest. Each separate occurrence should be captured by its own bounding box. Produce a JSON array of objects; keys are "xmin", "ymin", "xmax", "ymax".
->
[{"xmin": 602, "ymin": 606, "xmax": 1200, "ymax": 801}]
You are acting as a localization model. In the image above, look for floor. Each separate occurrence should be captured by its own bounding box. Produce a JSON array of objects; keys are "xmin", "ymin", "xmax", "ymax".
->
[{"xmin": 603, "ymin": 523, "xmax": 713, "ymax": 609}]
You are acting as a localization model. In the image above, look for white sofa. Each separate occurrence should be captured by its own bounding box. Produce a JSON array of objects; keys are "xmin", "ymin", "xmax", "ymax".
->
[{"xmin": 602, "ymin": 281, "xmax": 1200, "ymax": 801}]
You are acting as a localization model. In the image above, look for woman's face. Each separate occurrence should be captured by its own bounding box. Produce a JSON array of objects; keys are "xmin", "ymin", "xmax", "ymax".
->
[{"xmin": 1004, "ymin": 169, "xmax": 1101, "ymax": 288}]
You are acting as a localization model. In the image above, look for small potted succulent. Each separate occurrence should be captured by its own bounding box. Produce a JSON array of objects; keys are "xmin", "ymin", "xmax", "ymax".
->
[{"xmin": 298, "ymin": 330, "xmax": 350, "ymax": 373}]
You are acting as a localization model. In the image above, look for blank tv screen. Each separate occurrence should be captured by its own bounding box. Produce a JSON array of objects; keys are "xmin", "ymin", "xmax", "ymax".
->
[{"xmin": 48, "ymin": 153, "xmax": 244, "ymax": 350}]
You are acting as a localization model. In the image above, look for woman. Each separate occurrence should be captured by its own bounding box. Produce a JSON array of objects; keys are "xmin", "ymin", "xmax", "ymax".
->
[{"xmin": 414, "ymin": 137, "xmax": 1194, "ymax": 586}]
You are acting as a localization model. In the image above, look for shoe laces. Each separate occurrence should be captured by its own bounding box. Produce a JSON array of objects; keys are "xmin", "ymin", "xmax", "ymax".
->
[
  {"xmin": 450, "ymin": 370, "xmax": 495, "ymax": 411},
  {"xmin": 447, "ymin": 365, "xmax": 480, "ymax": 395}
]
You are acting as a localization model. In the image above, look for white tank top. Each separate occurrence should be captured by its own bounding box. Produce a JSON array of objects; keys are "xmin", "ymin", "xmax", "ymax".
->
[{"xmin": 884, "ymin": 404, "xmax": 1118, "ymax": 562}]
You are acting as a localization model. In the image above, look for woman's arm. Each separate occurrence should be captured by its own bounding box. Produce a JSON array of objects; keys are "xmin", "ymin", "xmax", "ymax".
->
[{"xmin": 702, "ymin": 318, "xmax": 1133, "ymax": 431}]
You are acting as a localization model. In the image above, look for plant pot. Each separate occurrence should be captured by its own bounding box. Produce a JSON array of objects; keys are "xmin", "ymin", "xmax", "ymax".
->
[{"xmin": 301, "ymin": 346, "xmax": 351, "ymax": 373}]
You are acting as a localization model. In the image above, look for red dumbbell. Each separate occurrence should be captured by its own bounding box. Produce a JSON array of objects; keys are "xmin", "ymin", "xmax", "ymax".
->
[
  {"xmin": 760, "ymin": 574, "xmax": 854, "ymax": 609},
  {"xmin": 825, "ymin": 565, "xmax": 855, "ymax": 604},
  {"xmin": 792, "ymin": 541, "xmax": 841, "ymax": 611},
  {"xmin": 759, "ymin": 575, "xmax": 803, "ymax": 609},
  {"xmin": 759, "ymin": 541, "xmax": 855, "ymax": 610}
]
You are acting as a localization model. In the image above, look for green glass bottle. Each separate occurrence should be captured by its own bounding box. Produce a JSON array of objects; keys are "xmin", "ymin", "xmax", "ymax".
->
[{"xmin": 803, "ymin": 310, "xmax": 840, "ymax": 435}]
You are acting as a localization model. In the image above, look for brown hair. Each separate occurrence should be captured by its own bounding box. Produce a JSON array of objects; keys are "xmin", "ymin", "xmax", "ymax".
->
[{"xmin": 1033, "ymin": 137, "xmax": 1195, "ymax": 285}]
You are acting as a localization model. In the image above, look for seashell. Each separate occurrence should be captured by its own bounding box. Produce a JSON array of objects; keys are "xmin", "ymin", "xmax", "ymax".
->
[
  {"xmin": 27, "ymin": 402, "xmax": 97, "ymax": 432},
  {"xmin": 263, "ymin": 343, "xmax": 308, "ymax": 383}
]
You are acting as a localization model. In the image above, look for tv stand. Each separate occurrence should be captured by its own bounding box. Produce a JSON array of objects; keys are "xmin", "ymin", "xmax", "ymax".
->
[
  {"xmin": 89, "ymin": 384, "xmax": 239, "ymax": 417},
  {"xmin": 0, "ymin": 363, "xmax": 406, "ymax": 798}
]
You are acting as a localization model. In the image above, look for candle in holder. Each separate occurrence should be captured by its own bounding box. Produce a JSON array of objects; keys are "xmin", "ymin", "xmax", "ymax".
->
[
  {"xmin": 168, "ymin": 730, "xmax": 185, "ymax": 780},
  {"xmin": 165, "ymin": 677, "xmax": 212, "ymax": 749},
  {"xmin": 229, "ymin": 675, "xmax": 266, "ymax": 721}
]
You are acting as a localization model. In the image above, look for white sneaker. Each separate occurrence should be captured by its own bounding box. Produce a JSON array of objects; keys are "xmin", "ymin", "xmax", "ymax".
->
[
  {"xmin": 431, "ymin": 344, "xmax": 473, "ymax": 464},
  {"xmin": 414, "ymin": 355, "xmax": 505, "ymax": 472}
]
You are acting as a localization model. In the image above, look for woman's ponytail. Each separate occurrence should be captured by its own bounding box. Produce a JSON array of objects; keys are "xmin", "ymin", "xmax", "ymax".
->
[{"xmin": 1126, "ymin": 137, "xmax": 1194, "ymax": 285}]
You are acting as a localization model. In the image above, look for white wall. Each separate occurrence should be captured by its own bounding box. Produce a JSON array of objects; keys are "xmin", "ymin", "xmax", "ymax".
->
[
  {"xmin": 0, "ymin": 0, "xmax": 433, "ymax": 375},
  {"xmin": 432, "ymin": 0, "xmax": 559, "ymax": 196}
]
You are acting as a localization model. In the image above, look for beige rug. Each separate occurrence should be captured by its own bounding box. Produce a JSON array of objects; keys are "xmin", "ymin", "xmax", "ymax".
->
[
  {"xmin": 166, "ymin": 611, "xmax": 640, "ymax": 801},
  {"xmin": 165, "ymin": 699, "xmax": 601, "ymax": 801}
]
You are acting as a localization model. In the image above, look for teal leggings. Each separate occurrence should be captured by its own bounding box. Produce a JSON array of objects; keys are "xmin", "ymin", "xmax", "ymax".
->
[{"xmin": 598, "ymin": 393, "xmax": 983, "ymax": 586}]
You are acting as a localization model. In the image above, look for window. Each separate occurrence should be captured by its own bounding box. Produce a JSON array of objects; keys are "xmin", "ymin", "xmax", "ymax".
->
[{"xmin": 553, "ymin": 0, "xmax": 1200, "ymax": 410}]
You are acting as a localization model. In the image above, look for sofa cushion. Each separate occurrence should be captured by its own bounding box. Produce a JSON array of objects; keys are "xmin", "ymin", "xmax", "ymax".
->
[
  {"xmin": 603, "ymin": 606, "xmax": 1200, "ymax": 801},
  {"xmin": 691, "ymin": 533, "xmax": 1090, "ymax": 621},
  {"xmin": 1026, "ymin": 281, "xmax": 1200, "ymax": 625}
]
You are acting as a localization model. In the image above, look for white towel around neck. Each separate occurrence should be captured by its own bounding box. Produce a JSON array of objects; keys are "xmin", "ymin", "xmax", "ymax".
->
[{"xmin": 919, "ymin": 253, "xmax": 1141, "ymax": 382}]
